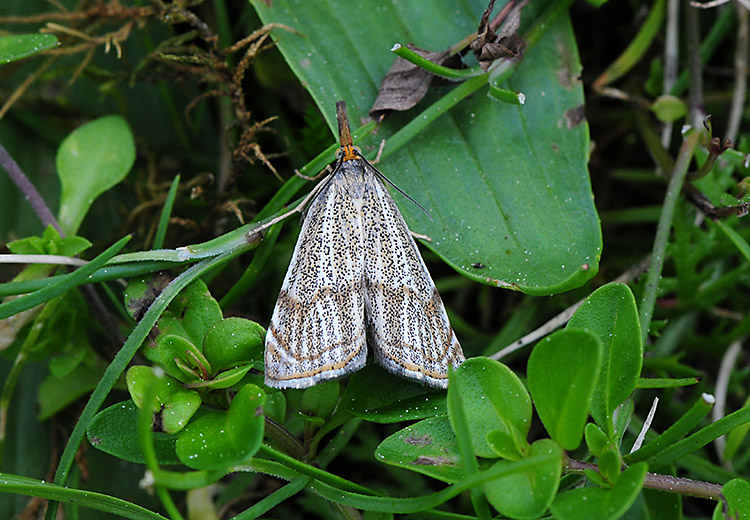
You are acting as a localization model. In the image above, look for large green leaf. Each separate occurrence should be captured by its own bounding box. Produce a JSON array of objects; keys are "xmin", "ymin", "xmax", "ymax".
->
[
  {"xmin": 87, "ymin": 401, "xmax": 181, "ymax": 465},
  {"xmin": 342, "ymin": 365, "xmax": 446, "ymax": 423},
  {"xmin": 375, "ymin": 415, "xmax": 464, "ymax": 483},
  {"xmin": 252, "ymin": 0, "xmax": 600, "ymax": 294},
  {"xmin": 0, "ymin": 33, "xmax": 58, "ymax": 64}
]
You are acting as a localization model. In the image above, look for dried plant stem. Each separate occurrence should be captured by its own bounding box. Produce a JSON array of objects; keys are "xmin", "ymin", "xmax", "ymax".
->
[
  {"xmin": 0, "ymin": 57, "xmax": 55, "ymax": 120},
  {"xmin": 660, "ymin": 0, "xmax": 680, "ymax": 149},
  {"xmin": 685, "ymin": 3, "xmax": 705, "ymax": 128},
  {"xmin": 713, "ymin": 338, "xmax": 743, "ymax": 465},
  {"xmin": 491, "ymin": 256, "xmax": 651, "ymax": 360},
  {"xmin": 565, "ymin": 458, "xmax": 723, "ymax": 500},
  {"xmin": 726, "ymin": 4, "xmax": 748, "ymax": 143},
  {"xmin": 0, "ymin": 143, "xmax": 62, "ymax": 233}
]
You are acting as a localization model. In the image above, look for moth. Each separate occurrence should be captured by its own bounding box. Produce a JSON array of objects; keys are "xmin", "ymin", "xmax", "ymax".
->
[{"xmin": 264, "ymin": 101, "xmax": 464, "ymax": 389}]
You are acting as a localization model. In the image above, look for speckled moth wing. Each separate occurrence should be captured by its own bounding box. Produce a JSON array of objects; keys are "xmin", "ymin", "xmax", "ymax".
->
[
  {"xmin": 361, "ymin": 162, "xmax": 464, "ymax": 388},
  {"xmin": 264, "ymin": 174, "xmax": 367, "ymax": 389}
]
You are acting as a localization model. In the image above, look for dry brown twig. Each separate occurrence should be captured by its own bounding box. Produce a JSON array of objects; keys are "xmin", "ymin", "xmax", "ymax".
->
[{"xmin": 2, "ymin": 1, "xmax": 296, "ymax": 182}]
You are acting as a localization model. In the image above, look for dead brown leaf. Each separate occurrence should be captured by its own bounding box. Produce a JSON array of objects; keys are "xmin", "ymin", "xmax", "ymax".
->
[
  {"xmin": 369, "ymin": 44, "xmax": 450, "ymax": 117},
  {"xmin": 470, "ymin": 0, "xmax": 529, "ymax": 70}
]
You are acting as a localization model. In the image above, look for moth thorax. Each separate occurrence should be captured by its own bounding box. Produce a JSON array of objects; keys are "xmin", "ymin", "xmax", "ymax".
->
[{"xmin": 336, "ymin": 144, "xmax": 361, "ymax": 162}]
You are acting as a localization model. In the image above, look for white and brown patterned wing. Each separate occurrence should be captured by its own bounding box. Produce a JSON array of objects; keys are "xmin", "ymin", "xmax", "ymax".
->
[
  {"xmin": 362, "ymin": 165, "xmax": 465, "ymax": 388},
  {"xmin": 264, "ymin": 175, "xmax": 367, "ymax": 389}
]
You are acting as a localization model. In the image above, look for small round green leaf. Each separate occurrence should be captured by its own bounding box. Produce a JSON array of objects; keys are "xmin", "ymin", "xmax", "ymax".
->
[
  {"xmin": 448, "ymin": 357, "xmax": 531, "ymax": 459},
  {"xmin": 300, "ymin": 380, "xmax": 340, "ymax": 419},
  {"xmin": 160, "ymin": 390, "xmax": 202, "ymax": 434},
  {"xmin": 713, "ymin": 479, "xmax": 750, "ymax": 520},
  {"xmin": 527, "ymin": 329, "xmax": 602, "ymax": 450},
  {"xmin": 175, "ymin": 384, "xmax": 265, "ymax": 470},
  {"xmin": 203, "ymin": 317, "xmax": 265, "ymax": 371},
  {"xmin": 126, "ymin": 365, "xmax": 170, "ymax": 412},
  {"xmin": 484, "ymin": 439, "xmax": 563, "ymax": 519},
  {"xmin": 567, "ymin": 282, "xmax": 642, "ymax": 436},
  {"xmin": 597, "ymin": 448, "xmax": 621, "ymax": 484},
  {"xmin": 651, "ymin": 94, "xmax": 687, "ymax": 123},
  {"xmin": 126, "ymin": 366, "xmax": 201, "ymax": 434},
  {"xmin": 57, "ymin": 115, "xmax": 136, "ymax": 234},
  {"xmin": 550, "ymin": 462, "xmax": 647, "ymax": 520},
  {"xmin": 0, "ymin": 33, "xmax": 58, "ymax": 63},
  {"xmin": 146, "ymin": 335, "xmax": 202, "ymax": 382},
  {"xmin": 584, "ymin": 423, "xmax": 609, "ymax": 456},
  {"xmin": 156, "ymin": 280, "xmax": 223, "ymax": 349}
]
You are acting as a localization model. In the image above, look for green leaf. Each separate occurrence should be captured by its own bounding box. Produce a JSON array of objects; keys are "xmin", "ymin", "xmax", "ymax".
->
[
  {"xmin": 597, "ymin": 448, "xmax": 621, "ymax": 484},
  {"xmin": 175, "ymin": 384, "xmax": 266, "ymax": 470},
  {"xmin": 651, "ymin": 94, "xmax": 687, "ymax": 123},
  {"xmin": 185, "ymin": 364, "xmax": 253, "ymax": 390},
  {"xmin": 263, "ymin": 391, "xmax": 287, "ymax": 423},
  {"xmin": 7, "ymin": 226, "xmax": 91, "ymax": 257},
  {"xmin": 87, "ymin": 401, "xmax": 180, "ymax": 465},
  {"xmin": 550, "ymin": 462, "xmax": 647, "ymax": 520},
  {"xmin": 147, "ymin": 334, "xmax": 203, "ymax": 382},
  {"xmin": 252, "ymin": 0, "xmax": 601, "ymax": 294},
  {"xmin": 567, "ymin": 282, "xmax": 643, "ymax": 436},
  {"xmin": 484, "ymin": 439, "xmax": 562, "ymax": 519},
  {"xmin": 713, "ymin": 479, "xmax": 750, "ymax": 520},
  {"xmin": 375, "ymin": 416, "xmax": 467, "ymax": 483},
  {"xmin": 156, "ymin": 279, "xmax": 223, "ymax": 350},
  {"xmin": 342, "ymin": 365, "xmax": 446, "ymax": 423},
  {"xmin": 202, "ymin": 317, "xmax": 265, "ymax": 371},
  {"xmin": 0, "ymin": 33, "xmax": 58, "ymax": 64},
  {"xmin": 527, "ymin": 329, "xmax": 602, "ymax": 450},
  {"xmin": 38, "ymin": 362, "xmax": 103, "ymax": 420},
  {"xmin": 301, "ymin": 380, "xmax": 340, "ymax": 419},
  {"xmin": 57, "ymin": 115, "xmax": 136, "ymax": 234},
  {"xmin": 126, "ymin": 365, "xmax": 201, "ymax": 434},
  {"xmin": 448, "ymin": 357, "xmax": 531, "ymax": 459},
  {"xmin": 584, "ymin": 423, "xmax": 609, "ymax": 457},
  {"xmin": 47, "ymin": 348, "xmax": 87, "ymax": 379}
]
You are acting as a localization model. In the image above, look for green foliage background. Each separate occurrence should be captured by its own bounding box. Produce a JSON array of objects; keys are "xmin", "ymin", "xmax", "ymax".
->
[{"xmin": 1, "ymin": 0, "xmax": 750, "ymax": 519}]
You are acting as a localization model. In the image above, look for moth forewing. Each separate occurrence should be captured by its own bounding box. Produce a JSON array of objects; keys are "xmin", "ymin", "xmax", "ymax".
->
[
  {"xmin": 264, "ymin": 100, "xmax": 465, "ymax": 389},
  {"xmin": 360, "ymin": 161, "xmax": 464, "ymax": 388},
  {"xmin": 264, "ymin": 172, "xmax": 368, "ymax": 389}
]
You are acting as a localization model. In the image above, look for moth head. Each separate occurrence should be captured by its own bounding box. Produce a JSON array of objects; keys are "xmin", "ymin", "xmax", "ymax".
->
[{"xmin": 336, "ymin": 144, "xmax": 361, "ymax": 162}]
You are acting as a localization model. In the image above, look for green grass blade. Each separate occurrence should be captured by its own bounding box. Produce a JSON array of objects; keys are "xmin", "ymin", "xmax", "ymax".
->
[
  {"xmin": 0, "ymin": 472, "xmax": 168, "ymax": 520},
  {"xmin": 0, "ymin": 235, "xmax": 131, "ymax": 319}
]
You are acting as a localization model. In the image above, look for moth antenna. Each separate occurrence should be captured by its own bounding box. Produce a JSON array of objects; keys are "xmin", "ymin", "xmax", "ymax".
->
[
  {"xmin": 336, "ymin": 101, "xmax": 353, "ymax": 147},
  {"xmin": 337, "ymin": 99, "xmax": 431, "ymax": 222},
  {"xmin": 367, "ymin": 161, "xmax": 433, "ymax": 222}
]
